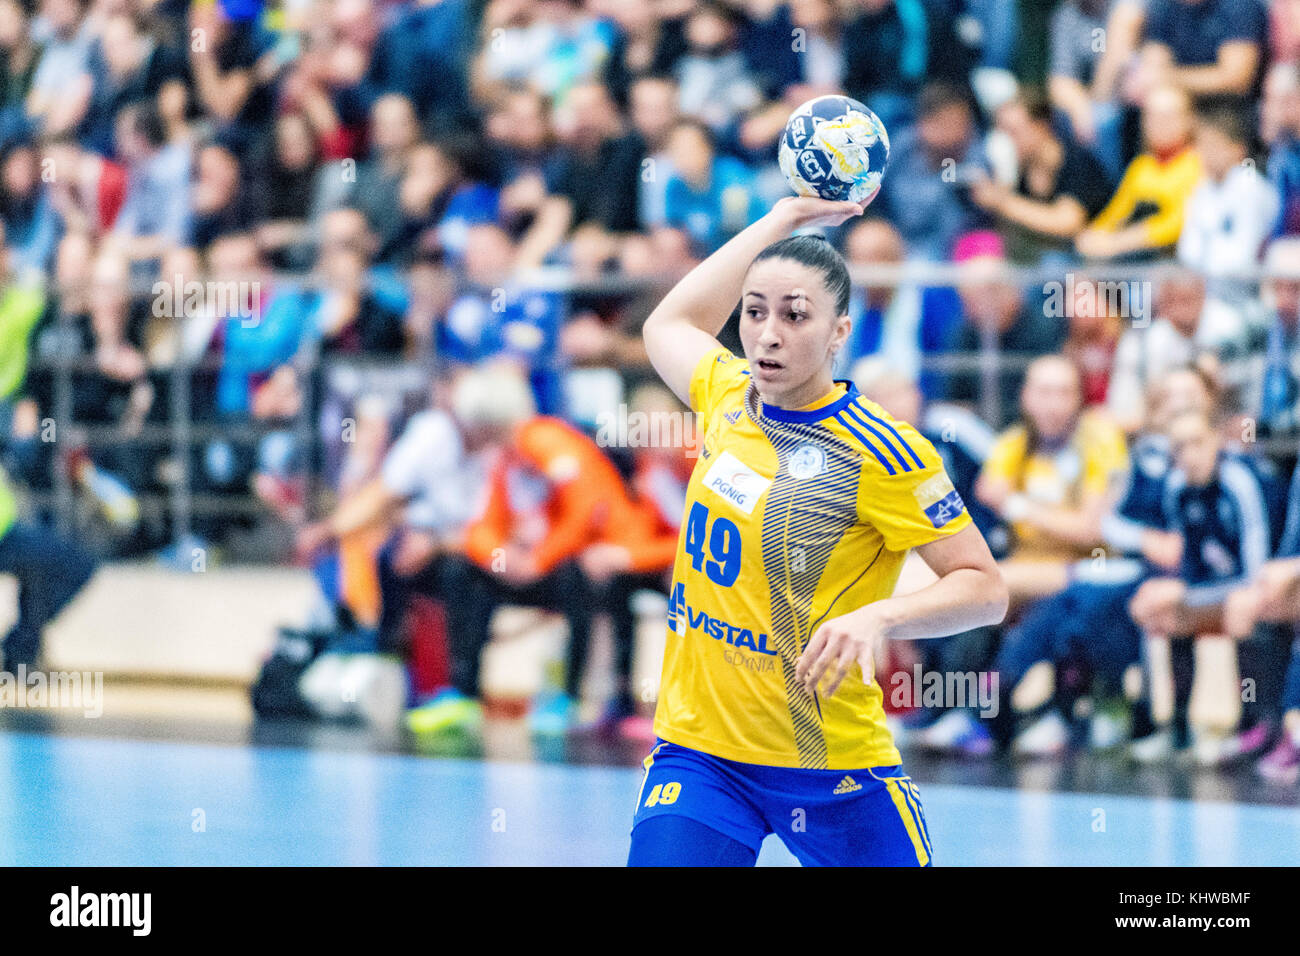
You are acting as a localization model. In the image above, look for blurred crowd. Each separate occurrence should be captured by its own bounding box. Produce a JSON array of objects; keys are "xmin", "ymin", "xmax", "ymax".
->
[{"xmin": 0, "ymin": 0, "xmax": 1297, "ymax": 772}]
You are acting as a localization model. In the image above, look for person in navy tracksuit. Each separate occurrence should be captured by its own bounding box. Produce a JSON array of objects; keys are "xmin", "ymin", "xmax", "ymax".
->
[{"xmin": 1128, "ymin": 408, "xmax": 1285, "ymax": 761}]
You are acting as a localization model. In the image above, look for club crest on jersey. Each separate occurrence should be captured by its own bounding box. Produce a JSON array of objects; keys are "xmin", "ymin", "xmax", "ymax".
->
[
  {"xmin": 913, "ymin": 473, "xmax": 965, "ymax": 529},
  {"xmin": 701, "ymin": 450, "xmax": 771, "ymax": 515},
  {"xmin": 788, "ymin": 443, "xmax": 826, "ymax": 480}
]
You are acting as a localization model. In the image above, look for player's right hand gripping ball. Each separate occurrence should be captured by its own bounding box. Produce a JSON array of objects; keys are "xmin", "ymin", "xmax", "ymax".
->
[{"xmin": 779, "ymin": 94, "xmax": 890, "ymax": 206}]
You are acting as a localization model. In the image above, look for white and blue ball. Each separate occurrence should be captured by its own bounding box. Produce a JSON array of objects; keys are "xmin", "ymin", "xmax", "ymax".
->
[{"xmin": 778, "ymin": 95, "xmax": 890, "ymax": 205}]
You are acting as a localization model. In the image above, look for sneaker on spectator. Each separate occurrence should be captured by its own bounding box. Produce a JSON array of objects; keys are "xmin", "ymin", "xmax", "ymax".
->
[
  {"xmin": 406, "ymin": 688, "xmax": 483, "ymax": 737},
  {"xmin": 1012, "ymin": 711, "xmax": 1069, "ymax": 758},
  {"xmin": 529, "ymin": 690, "xmax": 578, "ymax": 737},
  {"xmin": 1196, "ymin": 722, "xmax": 1275, "ymax": 768},
  {"xmin": 1088, "ymin": 703, "xmax": 1129, "ymax": 750},
  {"xmin": 1130, "ymin": 727, "xmax": 1191, "ymax": 764},
  {"xmin": 915, "ymin": 710, "xmax": 992, "ymax": 757},
  {"xmin": 1256, "ymin": 735, "xmax": 1300, "ymax": 784}
]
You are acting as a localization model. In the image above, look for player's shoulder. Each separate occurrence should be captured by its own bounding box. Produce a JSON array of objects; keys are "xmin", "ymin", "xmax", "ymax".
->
[
  {"xmin": 690, "ymin": 346, "xmax": 752, "ymax": 414},
  {"xmin": 832, "ymin": 396, "xmax": 938, "ymax": 477}
]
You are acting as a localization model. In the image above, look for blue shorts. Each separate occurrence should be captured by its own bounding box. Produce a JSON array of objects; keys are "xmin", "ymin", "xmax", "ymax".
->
[{"xmin": 629, "ymin": 740, "xmax": 933, "ymax": 866}]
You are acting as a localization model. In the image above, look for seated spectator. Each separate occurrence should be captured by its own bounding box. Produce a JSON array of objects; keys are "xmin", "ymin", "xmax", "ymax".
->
[
  {"xmin": 515, "ymin": 81, "xmax": 641, "ymax": 268},
  {"xmin": 1060, "ymin": 274, "xmax": 1123, "ymax": 407},
  {"xmin": 1223, "ymin": 457, "xmax": 1300, "ymax": 781},
  {"xmin": 404, "ymin": 364, "xmax": 648, "ymax": 738},
  {"xmin": 1076, "ymin": 84, "xmax": 1202, "ymax": 261},
  {"xmin": 190, "ymin": 142, "xmax": 265, "ymax": 252},
  {"xmin": 672, "ymin": 2, "xmax": 763, "ymax": 139},
  {"xmin": 254, "ymin": 111, "xmax": 321, "ymax": 270},
  {"xmin": 41, "ymin": 134, "xmax": 126, "ymax": 239},
  {"xmin": 394, "ymin": 136, "xmax": 500, "ymax": 269},
  {"xmin": 975, "ymin": 354, "xmax": 1130, "ymax": 606},
  {"xmin": 877, "ymin": 82, "xmax": 990, "ymax": 262},
  {"xmin": 1177, "ymin": 104, "xmax": 1279, "ymax": 304},
  {"xmin": 0, "ymin": 0, "xmax": 39, "ymax": 150},
  {"xmin": 25, "ymin": 0, "xmax": 94, "ymax": 139},
  {"xmin": 312, "ymin": 93, "xmax": 420, "ymax": 263},
  {"xmin": 0, "ymin": 217, "xmax": 47, "ymax": 417},
  {"xmin": 939, "ymin": 231, "xmax": 1065, "ymax": 428},
  {"xmin": 110, "ymin": 100, "xmax": 192, "ymax": 270},
  {"xmin": 1256, "ymin": 238, "xmax": 1300, "ymax": 438},
  {"xmin": 1263, "ymin": 62, "xmax": 1300, "ymax": 238},
  {"xmin": 1105, "ymin": 273, "xmax": 1252, "ymax": 434},
  {"xmin": 841, "ymin": 0, "xmax": 971, "ymax": 131},
  {"xmin": 627, "ymin": 74, "xmax": 680, "ymax": 230},
  {"xmin": 312, "ymin": 242, "xmax": 407, "ymax": 358},
  {"xmin": 185, "ymin": 0, "xmax": 276, "ymax": 156},
  {"xmin": 79, "ymin": 8, "xmax": 184, "ymax": 158},
  {"xmin": 1128, "ymin": 406, "xmax": 1282, "ymax": 763},
  {"xmin": 485, "ymin": 86, "xmax": 559, "ymax": 237},
  {"xmin": 1135, "ymin": 0, "xmax": 1266, "ymax": 107},
  {"xmin": 662, "ymin": 119, "xmax": 761, "ymax": 256},
  {"xmin": 0, "ymin": 141, "xmax": 57, "ymax": 274},
  {"xmin": 836, "ymin": 217, "xmax": 962, "ymax": 391},
  {"xmin": 1048, "ymin": 0, "xmax": 1137, "ymax": 180},
  {"xmin": 972, "ymin": 90, "xmax": 1113, "ymax": 264},
  {"xmin": 441, "ymin": 224, "xmax": 564, "ymax": 414}
]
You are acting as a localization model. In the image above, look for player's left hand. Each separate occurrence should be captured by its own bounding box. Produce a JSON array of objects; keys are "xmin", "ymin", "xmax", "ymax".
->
[{"xmin": 795, "ymin": 606, "xmax": 883, "ymax": 698}]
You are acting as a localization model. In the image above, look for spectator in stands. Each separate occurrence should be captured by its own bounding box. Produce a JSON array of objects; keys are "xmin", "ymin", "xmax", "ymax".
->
[
  {"xmin": 672, "ymin": 1, "xmax": 763, "ymax": 139},
  {"xmin": 254, "ymin": 111, "xmax": 319, "ymax": 270},
  {"xmin": 356, "ymin": 0, "xmax": 472, "ymax": 134},
  {"xmin": 442, "ymin": 224, "xmax": 565, "ymax": 415},
  {"xmin": 41, "ymin": 133, "xmax": 126, "ymax": 239},
  {"xmin": 939, "ymin": 231, "xmax": 1065, "ymax": 428},
  {"xmin": 392, "ymin": 136, "xmax": 500, "ymax": 270},
  {"xmin": 1128, "ymin": 406, "xmax": 1281, "ymax": 763},
  {"xmin": 1048, "ymin": 0, "xmax": 1134, "ymax": 181},
  {"xmin": 1224, "ymin": 458, "xmax": 1300, "ymax": 781},
  {"xmin": 627, "ymin": 74, "xmax": 681, "ymax": 230},
  {"xmin": 662, "ymin": 118, "xmax": 761, "ymax": 256},
  {"xmin": 1076, "ymin": 84, "xmax": 1202, "ymax": 261},
  {"xmin": 836, "ymin": 217, "xmax": 962, "ymax": 392},
  {"xmin": 983, "ymin": 365, "xmax": 1212, "ymax": 757},
  {"xmin": 110, "ymin": 100, "xmax": 191, "ymax": 270},
  {"xmin": 404, "ymin": 365, "xmax": 645, "ymax": 739},
  {"xmin": 190, "ymin": 142, "xmax": 264, "ymax": 252},
  {"xmin": 185, "ymin": 0, "xmax": 276, "ymax": 156},
  {"xmin": 1255, "ymin": 237, "xmax": 1300, "ymax": 438},
  {"xmin": 25, "ymin": 0, "xmax": 93, "ymax": 139},
  {"xmin": 971, "ymin": 90, "xmax": 1113, "ymax": 264},
  {"xmin": 1263, "ymin": 62, "xmax": 1300, "ymax": 238},
  {"xmin": 1177, "ymin": 104, "xmax": 1280, "ymax": 304},
  {"xmin": 80, "ymin": 8, "xmax": 185, "ymax": 158},
  {"xmin": 313, "ymin": 93, "xmax": 420, "ymax": 264},
  {"xmin": 1060, "ymin": 273, "xmax": 1123, "ymax": 407},
  {"xmin": 0, "ymin": 141, "xmax": 57, "ymax": 275},
  {"xmin": 515, "ymin": 80, "xmax": 641, "ymax": 268},
  {"xmin": 916, "ymin": 355, "xmax": 1129, "ymax": 754},
  {"xmin": 313, "ymin": 242, "xmax": 406, "ymax": 358},
  {"xmin": 1105, "ymin": 273, "xmax": 1252, "ymax": 434},
  {"xmin": 975, "ymin": 354, "xmax": 1130, "ymax": 606},
  {"xmin": 0, "ymin": 217, "xmax": 46, "ymax": 420},
  {"xmin": 1136, "ymin": 0, "xmax": 1266, "ymax": 107},
  {"xmin": 485, "ymin": 86, "xmax": 557, "ymax": 237},
  {"xmin": 878, "ymin": 82, "xmax": 990, "ymax": 262},
  {"xmin": 0, "ymin": 0, "xmax": 39, "ymax": 150}
]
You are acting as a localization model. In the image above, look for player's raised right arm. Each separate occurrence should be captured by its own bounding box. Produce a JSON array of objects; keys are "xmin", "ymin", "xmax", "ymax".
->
[{"xmin": 641, "ymin": 196, "xmax": 865, "ymax": 407}]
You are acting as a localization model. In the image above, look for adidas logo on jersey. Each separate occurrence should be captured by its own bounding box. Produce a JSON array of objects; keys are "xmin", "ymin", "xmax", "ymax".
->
[{"xmin": 833, "ymin": 775, "xmax": 862, "ymax": 795}]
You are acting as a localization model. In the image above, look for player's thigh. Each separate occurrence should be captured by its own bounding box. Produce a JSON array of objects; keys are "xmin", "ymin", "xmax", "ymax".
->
[
  {"xmin": 629, "ymin": 743, "xmax": 767, "ymax": 864},
  {"xmin": 777, "ymin": 766, "xmax": 934, "ymax": 867}
]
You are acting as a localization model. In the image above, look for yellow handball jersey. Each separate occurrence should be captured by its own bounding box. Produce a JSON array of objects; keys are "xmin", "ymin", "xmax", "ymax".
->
[{"xmin": 654, "ymin": 346, "xmax": 973, "ymax": 770}]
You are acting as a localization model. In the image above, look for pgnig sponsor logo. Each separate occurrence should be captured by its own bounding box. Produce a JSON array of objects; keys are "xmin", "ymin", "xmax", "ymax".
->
[{"xmin": 668, "ymin": 584, "xmax": 776, "ymax": 671}]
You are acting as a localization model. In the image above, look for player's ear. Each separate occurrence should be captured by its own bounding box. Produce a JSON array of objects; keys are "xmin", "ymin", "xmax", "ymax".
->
[{"xmin": 829, "ymin": 312, "xmax": 852, "ymax": 356}]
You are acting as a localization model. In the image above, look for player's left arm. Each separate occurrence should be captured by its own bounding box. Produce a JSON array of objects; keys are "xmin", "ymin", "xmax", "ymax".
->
[{"xmin": 796, "ymin": 524, "xmax": 1008, "ymax": 697}]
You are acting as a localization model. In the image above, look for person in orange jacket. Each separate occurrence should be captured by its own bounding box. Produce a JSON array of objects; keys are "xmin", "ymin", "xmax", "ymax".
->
[{"xmin": 408, "ymin": 364, "xmax": 650, "ymax": 738}]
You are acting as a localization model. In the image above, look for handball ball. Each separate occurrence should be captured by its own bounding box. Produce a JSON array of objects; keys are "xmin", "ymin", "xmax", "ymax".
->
[{"xmin": 778, "ymin": 95, "xmax": 890, "ymax": 206}]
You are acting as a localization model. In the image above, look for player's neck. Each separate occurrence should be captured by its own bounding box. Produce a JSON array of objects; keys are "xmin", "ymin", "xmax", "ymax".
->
[{"xmin": 760, "ymin": 374, "xmax": 844, "ymax": 413}]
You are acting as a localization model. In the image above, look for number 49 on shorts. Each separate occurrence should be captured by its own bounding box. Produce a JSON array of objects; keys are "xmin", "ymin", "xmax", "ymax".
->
[{"xmin": 644, "ymin": 782, "xmax": 682, "ymax": 807}]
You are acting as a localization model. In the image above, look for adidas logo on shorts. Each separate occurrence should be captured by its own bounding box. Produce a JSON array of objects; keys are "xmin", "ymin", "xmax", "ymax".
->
[{"xmin": 833, "ymin": 775, "xmax": 862, "ymax": 795}]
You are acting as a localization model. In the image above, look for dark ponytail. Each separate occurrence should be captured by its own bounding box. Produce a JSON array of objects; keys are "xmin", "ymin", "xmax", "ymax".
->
[{"xmin": 750, "ymin": 235, "xmax": 852, "ymax": 316}]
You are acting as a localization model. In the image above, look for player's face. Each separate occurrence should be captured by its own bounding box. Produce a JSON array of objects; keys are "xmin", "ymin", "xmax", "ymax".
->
[{"xmin": 740, "ymin": 258, "xmax": 849, "ymax": 406}]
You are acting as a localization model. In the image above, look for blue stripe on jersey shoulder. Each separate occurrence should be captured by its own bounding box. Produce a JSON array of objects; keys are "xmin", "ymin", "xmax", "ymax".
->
[
  {"xmin": 834, "ymin": 412, "xmax": 896, "ymax": 474},
  {"xmin": 850, "ymin": 400, "xmax": 925, "ymax": 470},
  {"xmin": 841, "ymin": 403, "xmax": 914, "ymax": 473}
]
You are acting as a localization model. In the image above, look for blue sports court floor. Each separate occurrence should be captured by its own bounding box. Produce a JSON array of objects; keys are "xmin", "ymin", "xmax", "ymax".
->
[{"xmin": 2, "ymin": 730, "xmax": 1297, "ymax": 865}]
